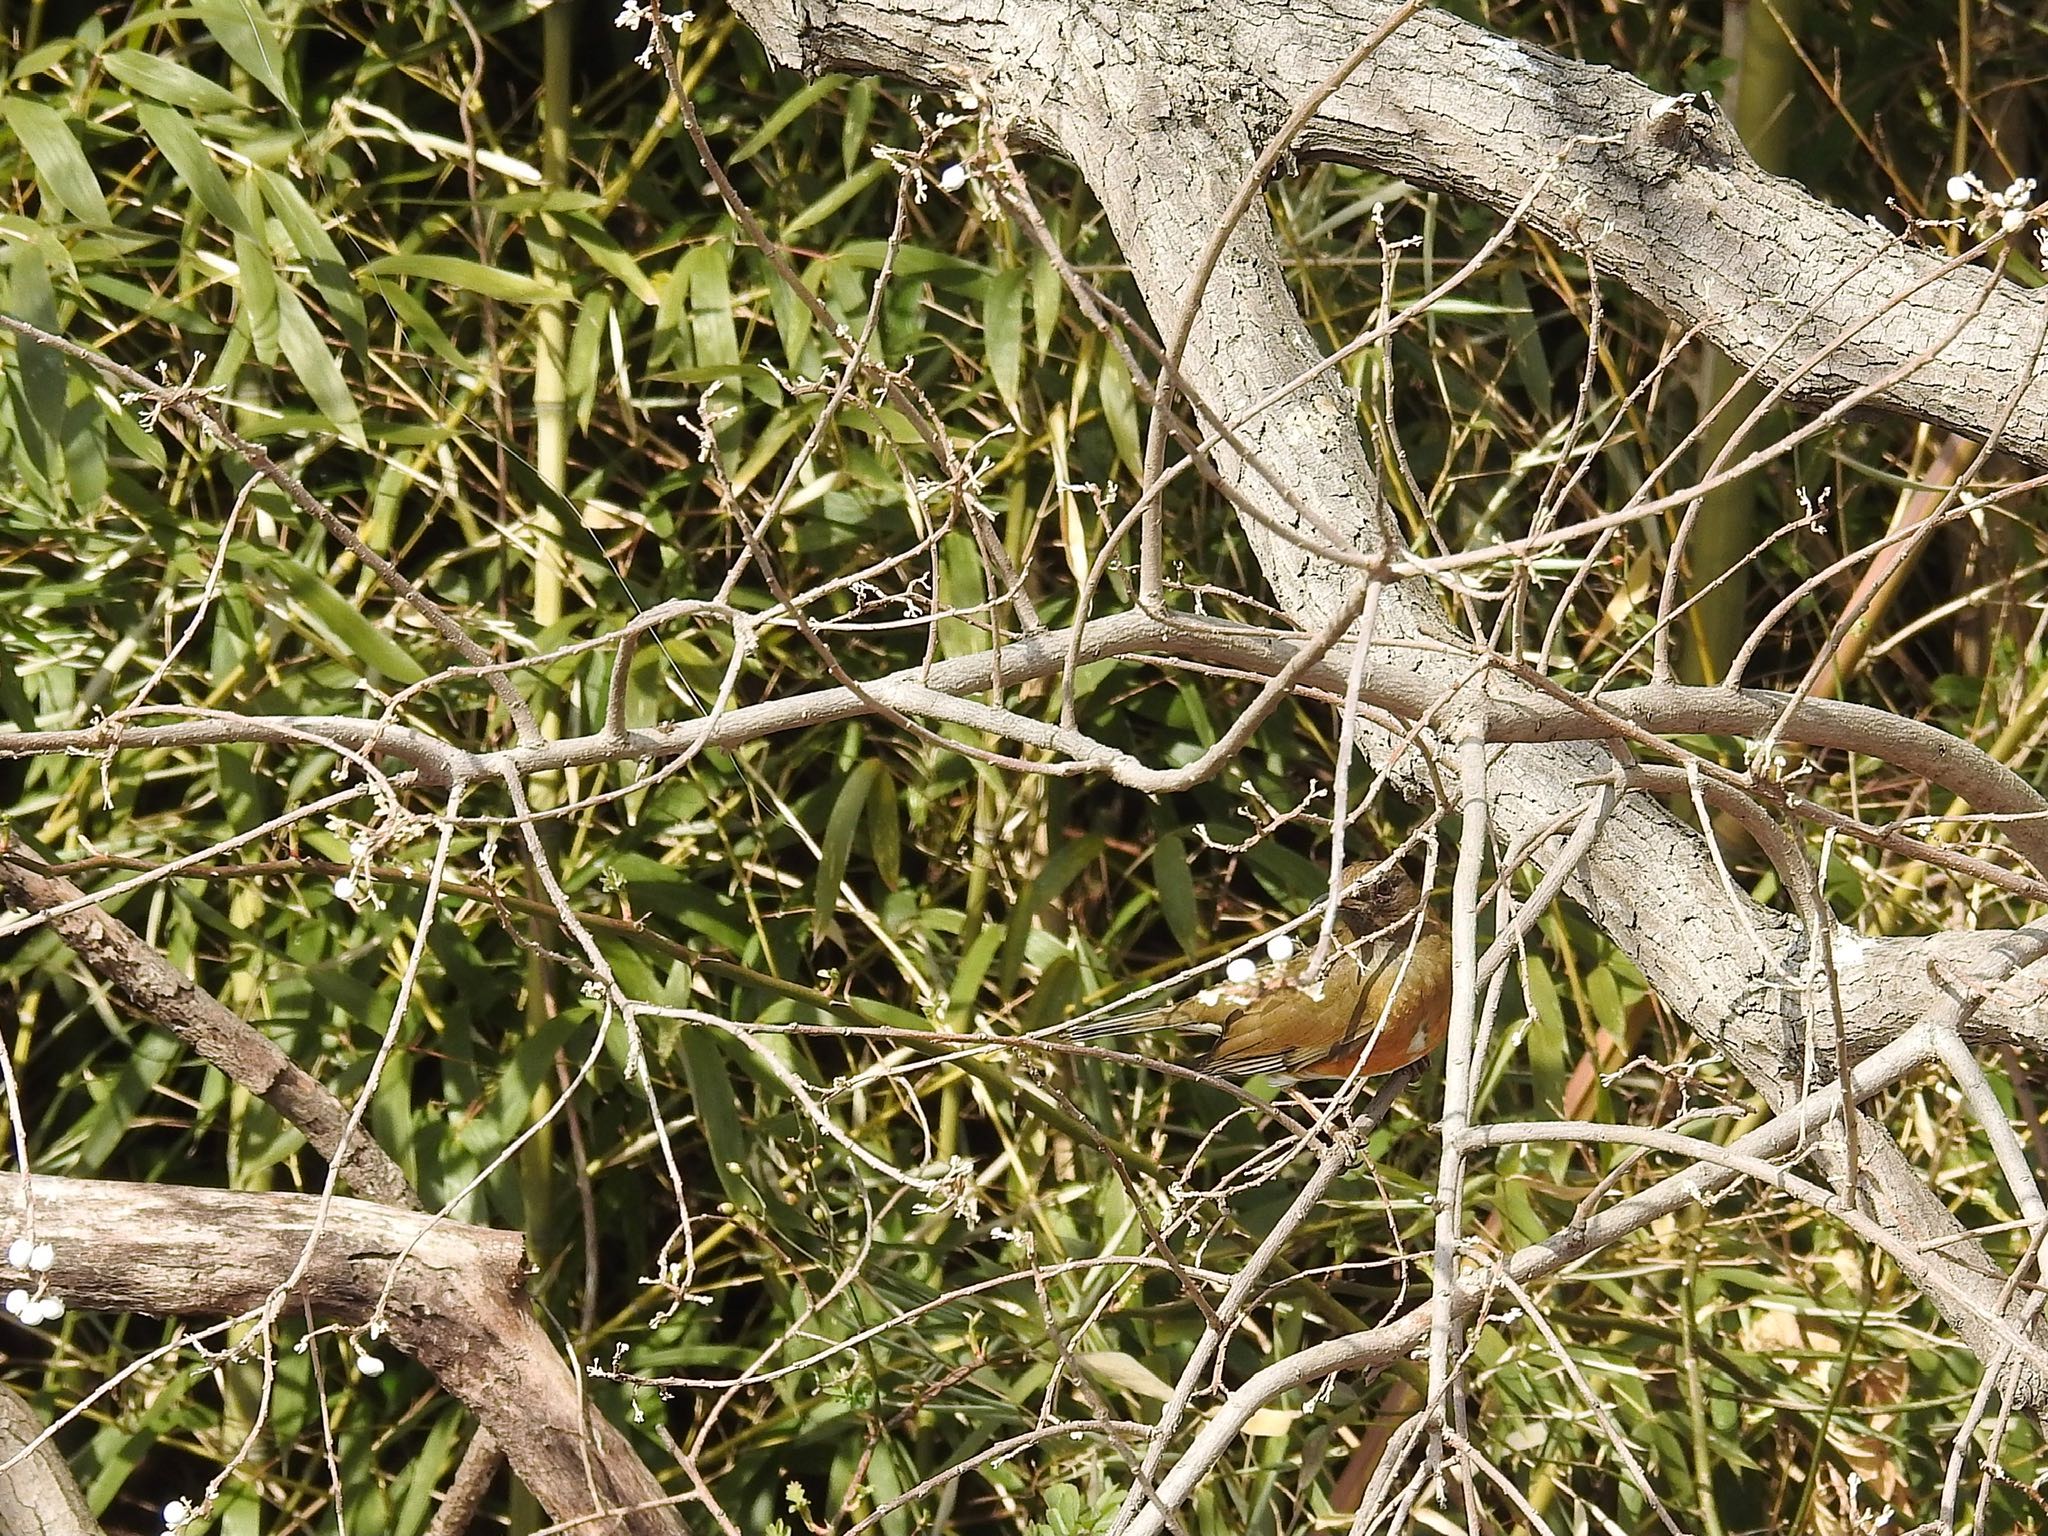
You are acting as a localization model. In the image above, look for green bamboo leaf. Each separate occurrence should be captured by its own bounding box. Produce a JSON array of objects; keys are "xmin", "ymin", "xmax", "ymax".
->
[
  {"xmin": 729, "ymin": 409, "xmax": 809, "ymax": 495},
  {"xmin": 677, "ymin": 1031, "xmax": 769, "ymax": 1220},
  {"xmin": 567, "ymin": 288, "xmax": 611, "ymax": 429},
  {"xmin": 359, "ymin": 277, "xmax": 464, "ymax": 368},
  {"xmin": 1492, "ymin": 1148, "xmax": 1553, "ymax": 1244},
  {"xmin": 188, "ymin": 0, "xmax": 293, "ymax": 110},
  {"xmin": 731, "ymin": 74, "xmax": 844, "ymax": 164},
  {"xmin": 61, "ymin": 386, "xmax": 108, "ymax": 507},
  {"xmin": 1498, "ymin": 266, "xmax": 1552, "ymax": 414},
  {"xmin": 72, "ymin": 1031, "xmax": 181, "ymax": 1173},
  {"xmin": 8, "ymin": 41, "xmax": 72, "ymax": 81},
  {"xmin": 0, "ymin": 629, "xmax": 36, "ymax": 729},
  {"xmin": 101, "ymin": 50, "xmax": 244, "ymax": 114},
  {"xmin": 945, "ymin": 925, "xmax": 1005, "ymax": 1026},
  {"xmin": 863, "ymin": 1436, "xmax": 916, "ymax": 1536},
  {"xmin": 136, "ymin": 103, "xmax": 253, "ymax": 237},
  {"xmin": 1586, "ymin": 960, "xmax": 1626, "ymax": 1036},
  {"xmin": 769, "ymin": 256, "xmax": 817, "ymax": 370},
  {"xmin": 686, "ymin": 240, "xmax": 739, "ymax": 368},
  {"xmin": 1523, "ymin": 952, "xmax": 1568, "ymax": 1114},
  {"xmin": 76, "ymin": 272, "xmax": 208, "ymax": 333},
  {"xmin": 841, "ymin": 78, "xmax": 876, "ymax": 176},
  {"xmin": 234, "ymin": 233, "xmax": 280, "ymax": 362},
  {"xmin": 814, "ymin": 757, "xmax": 882, "ymax": 946},
  {"xmin": 0, "ymin": 98, "xmax": 112, "ymax": 227},
  {"xmin": 82, "ymin": 1363, "xmax": 200, "ymax": 1510},
  {"xmin": 984, "ymin": 267, "xmax": 1025, "ymax": 415},
  {"xmin": 561, "ymin": 213, "xmax": 659, "ymax": 304},
  {"xmin": 271, "ymin": 558, "xmax": 429, "ymax": 684},
  {"xmin": 653, "ymin": 251, "xmax": 690, "ymax": 367},
  {"xmin": 369, "ymin": 1046, "xmax": 420, "ymax": 1188},
  {"xmin": 835, "ymin": 238, "xmax": 985, "ymax": 287},
  {"xmin": 102, "ymin": 395, "xmax": 168, "ymax": 472},
  {"xmin": 1023, "ymin": 951, "xmax": 1081, "ymax": 1032},
  {"xmin": 256, "ymin": 168, "xmax": 367, "ymax": 341},
  {"xmin": 4, "ymin": 246, "xmax": 67, "ymax": 459},
  {"xmin": 361, "ymin": 254, "xmax": 569, "ymax": 305},
  {"xmin": 867, "ymin": 767, "xmax": 902, "ymax": 889},
  {"xmin": 272, "ymin": 283, "xmax": 367, "ymax": 447},
  {"xmin": 1151, "ymin": 831, "xmax": 1199, "ymax": 956},
  {"xmin": 1098, "ymin": 342, "xmax": 1143, "ymax": 478},
  {"xmin": 1001, "ymin": 834, "xmax": 1104, "ymax": 991},
  {"xmin": 1173, "ymin": 679, "xmax": 1222, "ymax": 753},
  {"xmin": 479, "ymin": 1011, "xmax": 579, "ymax": 1144},
  {"xmin": 391, "ymin": 1409, "xmax": 464, "ymax": 1536},
  {"xmin": 784, "ymin": 156, "xmax": 892, "ymax": 237},
  {"xmin": 935, "ymin": 530, "xmax": 988, "ymax": 660},
  {"xmin": 1029, "ymin": 248, "xmax": 1062, "ymax": 351}
]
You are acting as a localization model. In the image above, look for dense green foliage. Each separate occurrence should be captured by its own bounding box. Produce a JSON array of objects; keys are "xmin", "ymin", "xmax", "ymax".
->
[{"xmin": 3, "ymin": 2, "xmax": 2046, "ymax": 1533}]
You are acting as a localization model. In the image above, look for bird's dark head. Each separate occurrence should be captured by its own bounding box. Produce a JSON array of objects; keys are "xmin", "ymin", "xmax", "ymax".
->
[{"xmin": 1336, "ymin": 859, "xmax": 1425, "ymax": 934}]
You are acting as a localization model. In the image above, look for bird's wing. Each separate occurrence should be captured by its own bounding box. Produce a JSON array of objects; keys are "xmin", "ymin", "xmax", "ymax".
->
[
  {"xmin": 1311, "ymin": 922, "xmax": 1453, "ymax": 1071},
  {"xmin": 1199, "ymin": 960, "xmax": 1334, "ymax": 1077}
]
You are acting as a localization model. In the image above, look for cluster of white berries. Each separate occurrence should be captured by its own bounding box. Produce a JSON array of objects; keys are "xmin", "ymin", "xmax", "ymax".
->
[
  {"xmin": 1223, "ymin": 931, "xmax": 1299, "ymax": 986},
  {"xmin": 330, "ymin": 825, "xmax": 389, "ymax": 911},
  {"xmin": 4, "ymin": 1236, "xmax": 63, "ymax": 1327},
  {"xmin": 2, "ymin": 1287, "xmax": 61, "ymax": 1324},
  {"xmin": 162, "ymin": 1497, "xmax": 196, "ymax": 1530},
  {"xmin": 355, "ymin": 1316, "xmax": 388, "ymax": 1377},
  {"xmin": 930, "ymin": 92, "xmax": 985, "ymax": 195},
  {"xmin": 1946, "ymin": 171, "xmax": 2039, "ymax": 234}
]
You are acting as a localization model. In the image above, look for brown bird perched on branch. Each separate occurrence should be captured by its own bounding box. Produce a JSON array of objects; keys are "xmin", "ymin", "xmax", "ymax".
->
[{"xmin": 1073, "ymin": 861, "xmax": 1452, "ymax": 1081}]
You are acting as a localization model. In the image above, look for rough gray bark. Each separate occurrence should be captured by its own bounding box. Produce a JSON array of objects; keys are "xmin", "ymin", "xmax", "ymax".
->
[
  {"xmin": 740, "ymin": 0, "xmax": 2048, "ymax": 466},
  {"xmin": 0, "ymin": 1388, "xmax": 103, "ymax": 1536}
]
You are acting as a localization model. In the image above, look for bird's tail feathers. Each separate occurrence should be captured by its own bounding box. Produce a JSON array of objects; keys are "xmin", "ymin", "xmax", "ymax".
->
[{"xmin": 1062, "ymin": 1004, "xmax": 1219, "ymax": 1044}]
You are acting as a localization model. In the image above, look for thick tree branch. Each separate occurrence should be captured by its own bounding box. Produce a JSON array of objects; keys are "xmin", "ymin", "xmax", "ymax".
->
[
  {"xmin": 0, "ymin": 1176, "xmax": 681, "ymax": 1536},
  {"xmin": 734, "ymin": 0, "xmax": 2048, "ymax": 467},
  {"xmin": 0, "ymin": 854, "xmax": 417, "ymax": 1210},
  {"xmin": 0, "ymin": 857, "xmax": 674, "ymax": 1528},
  {"xmin": 0, "ymin": 1387, "xmax": 102, "ymax": 1536}
]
